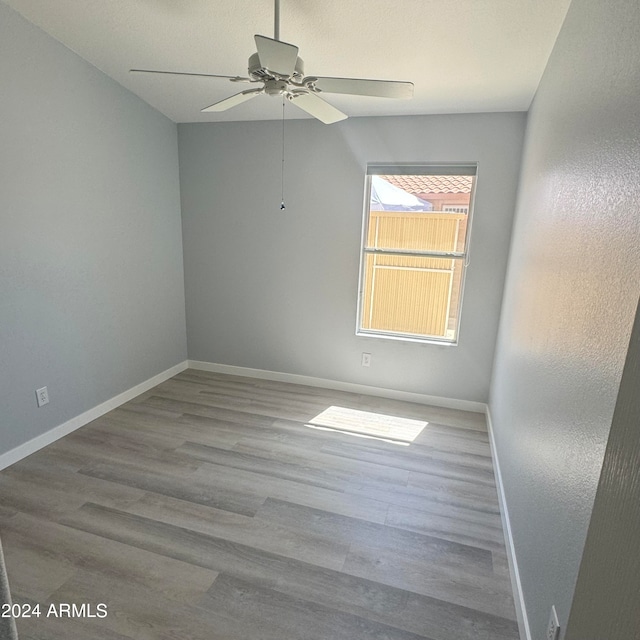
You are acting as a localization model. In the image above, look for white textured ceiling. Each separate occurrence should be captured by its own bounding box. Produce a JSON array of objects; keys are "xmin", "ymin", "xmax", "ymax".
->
[{"xmin": 5, "ymin": 0, "xmax": 571, "ymax": 123}]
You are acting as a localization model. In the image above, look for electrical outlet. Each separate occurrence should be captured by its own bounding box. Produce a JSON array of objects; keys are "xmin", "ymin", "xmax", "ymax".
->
[
  {"xmin": 546, "ymin": 605, "xmax": 560, "ymax": 640},
  {"xmin": 361, "ymin": 352, "xmax": 371, "ymax": 367},
  {"xmin": 36, "ymin": 386, "xmax": 49, "ymax": 407}
]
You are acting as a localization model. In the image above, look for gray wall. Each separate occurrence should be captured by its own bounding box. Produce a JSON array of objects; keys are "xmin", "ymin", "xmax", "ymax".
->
[
  {"xmin": 489, "ymin": 0, "xmax": 640, "ymax": 637},
  {"xmin": 0, "ymin": 3, "xmax": 187, "ymax": 457},
  {"xmin": 565, "ymin": 296, "xmax": 640, "ymax": 640},
  {"xmin": 179, "ymin": 112, "xmax": 525, "ymax": 403}
]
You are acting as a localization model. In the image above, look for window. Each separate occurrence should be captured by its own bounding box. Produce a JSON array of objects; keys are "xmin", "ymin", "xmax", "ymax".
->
[{"xmin": 356, "ymin": 164, "xmax": 477, "ymax": 344}]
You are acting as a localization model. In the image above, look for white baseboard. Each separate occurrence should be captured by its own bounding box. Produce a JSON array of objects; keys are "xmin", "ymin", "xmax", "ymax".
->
[
  {"xmin": 187, "ymin": 360, "xmax": 486, "ymax": 413},
  {"xmin": 0, "ymin": 360, "xmax": 188, "ymax": 472},
  {"xmin": 486, "ymin": 406, "xmax": 531, "ymax": 640}
]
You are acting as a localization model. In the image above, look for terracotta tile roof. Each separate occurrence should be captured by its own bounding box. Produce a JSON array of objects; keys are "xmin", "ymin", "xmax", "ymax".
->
[{"xmin": 381, "ymin": 174, "xmax": 473, "ymax": 195}]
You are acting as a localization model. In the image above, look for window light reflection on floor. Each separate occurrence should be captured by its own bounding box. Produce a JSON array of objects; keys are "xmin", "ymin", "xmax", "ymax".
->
[{"xmin": 305, "ymin": 406, "xmax": 427, "ymax": 445}]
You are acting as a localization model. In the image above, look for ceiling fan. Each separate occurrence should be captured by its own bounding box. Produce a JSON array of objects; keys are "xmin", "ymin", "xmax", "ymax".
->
[{"xmin": 131, "ymin": 0, "xmax": 414, "ymax": 124}]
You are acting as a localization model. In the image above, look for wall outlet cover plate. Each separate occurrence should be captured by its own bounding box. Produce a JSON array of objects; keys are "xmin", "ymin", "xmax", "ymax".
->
[
  {"xmin": 546, "ymin": 605, "xmax": 560, "ymax": 640},
  {"xmin": 36, "ymin": 386, "xmax": 49, "ymax": 407}
]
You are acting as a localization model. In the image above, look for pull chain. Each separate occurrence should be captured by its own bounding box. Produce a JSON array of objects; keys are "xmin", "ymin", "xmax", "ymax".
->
[{"xmin": 280, "ymin": 96, "xmax": 286, "ymax": 210}]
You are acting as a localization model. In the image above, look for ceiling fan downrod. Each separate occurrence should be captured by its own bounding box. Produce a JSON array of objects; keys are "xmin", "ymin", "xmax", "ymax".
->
[{"xmin": 274, "ymin": 0, "xmax": 280, "ymax": 41}]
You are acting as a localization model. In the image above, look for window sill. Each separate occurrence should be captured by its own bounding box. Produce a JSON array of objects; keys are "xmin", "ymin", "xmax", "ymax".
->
[{"xmin": 356, "ymin": 329, "xmax": 458, "ymax": 347}]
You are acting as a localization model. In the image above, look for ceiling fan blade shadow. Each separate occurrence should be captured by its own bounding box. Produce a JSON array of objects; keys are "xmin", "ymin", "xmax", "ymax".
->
[
  {"xmin": 130, "ymin": 69, "xmax": 249, "ymax": 81},
  {"xmin": 309, "ymin": 77, "xmax": 414, "ymax": 99},
  {"xmin": 201, "ymin": 88, "xmax": 265, "ymax": 112},
  {"xmin": 288, "ymin": 92, "xmax": 347, "ymax": 124},
  {"xmin": 254, "ymin": 35, "xmax": 299, "ymax": 77}
]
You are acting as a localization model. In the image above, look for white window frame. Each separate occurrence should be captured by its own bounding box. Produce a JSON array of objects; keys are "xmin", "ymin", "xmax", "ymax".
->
[{"xmin": 356, "ymin": 163, "xmax": 478, "ymax": 345}]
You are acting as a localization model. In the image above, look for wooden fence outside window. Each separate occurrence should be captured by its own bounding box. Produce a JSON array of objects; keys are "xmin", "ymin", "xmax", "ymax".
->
[{"xmin": 361, "ymin": 211, "xmax": 467, "ymax": 339}]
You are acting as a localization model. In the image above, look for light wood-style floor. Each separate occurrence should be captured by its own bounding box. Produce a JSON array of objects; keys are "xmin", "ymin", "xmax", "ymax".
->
[{"xmin": 0, "ymin": 370, "xmax": 518, "ymax": 640}]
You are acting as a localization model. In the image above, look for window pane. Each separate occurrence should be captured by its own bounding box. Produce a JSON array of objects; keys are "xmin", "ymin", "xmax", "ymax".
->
[
  {"xmin": 367, "ymin": 175, "xmax": 473, "ymax": 252},
  {"xmin": 361, "ymin": 255, "xmax": 465, "ymax": 341}
]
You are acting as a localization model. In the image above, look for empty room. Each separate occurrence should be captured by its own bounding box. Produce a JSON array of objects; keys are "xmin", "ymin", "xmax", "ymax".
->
[{"xmin": 1, "ymin": 0, "xmax": 639, "ymax": 639}]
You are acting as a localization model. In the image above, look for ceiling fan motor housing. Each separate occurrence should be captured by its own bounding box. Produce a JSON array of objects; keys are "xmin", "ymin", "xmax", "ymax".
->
[{"xmin": 248, "ymin": 52, "xmax": 304, "ymax": 82}]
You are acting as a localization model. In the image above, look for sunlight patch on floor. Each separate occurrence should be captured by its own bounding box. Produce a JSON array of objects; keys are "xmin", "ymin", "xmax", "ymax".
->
[{"xmin": 306, "ymin": 406, "xmax": 427, "ymax": 444}]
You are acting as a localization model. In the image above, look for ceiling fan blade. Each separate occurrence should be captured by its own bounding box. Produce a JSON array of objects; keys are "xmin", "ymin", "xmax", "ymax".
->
[
  {"xmin": 254, "ymin": 34, "xmax": 299, "ymax": 77},
  {"xmin": 288, "ymin": 92, "xmax": 347, "ymax": 124},
  {"xmin": 201, "ymin": 88, "xmax": 264, "ymax": 112},
  {"xmin": 308, "ymin": 77, "xmax": 414, "ymax": 99},
  {"xmin": 130, "ymin": 69, "xmax": 249, "ymax": 81}
]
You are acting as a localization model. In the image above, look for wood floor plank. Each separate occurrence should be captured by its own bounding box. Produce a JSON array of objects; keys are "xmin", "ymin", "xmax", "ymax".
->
[
  {"xmin": 142, "ymin": 395, "xmax": 276, "ymax": 428},
  {"xmin": 231, "ymin": 434, "xmax": 411, "ymax": 486},
  {"xmin": 42, "ymin": 570, "xmax": 235, "ymax": 640},
  {"xmin": 268, "ymin": 416, "xmax": 487, "ymax": 456},
  {"xmin": 254, "ymin": 498, "xmax": 494, "ymax": 577},
  {"xmin": 121, "ymin": 491, "xmax": 351, "ymax": 571},
  {"xmin": 57, "ymin": 502, "xmax": 349, "ymax": 587},
  {"xmin": 203, "ymin": 561, "xmax": 520, "ymax": 640},
  {"xmin": 78, "ymin": 459, "xmax": 266, "ymax": 517},
  {"xmin": 342, "ymin": 475, "xmax": 502, "ymax": 519},
  {"xmin": 193, "ymin": 459, "xmax": 390, "ymax": 524},
  {"xmin": 345, "ymin": 395, "xmax": 488, "ymax": 432},
  {"xmin": 82, "ymin": 414, "xmax": 187, "ymax": 450},
  {"xmin": 1, "ymin": 512, "xmax": 218, "ymax": 605},
  {"xmin": 412, "ymin": 427, "xmax": 493, "ymax": 456},
  {"xmin": 177, "ymin": 440, "xmax": 355, "ymax": 490},
  {"xmin": 202, "ymin": 573, "xmax": 436, "ymax": 640},
  {"xmin": 0, "ymin": 369, "xmax": 518, "ymax": 640},
  {"xmin": 407, "ymin": 469, "xmax": 500, "ymax": 503},
  {"xmin": 105, "ymin": 409, "xmax": 244, "ymax": 450},
  {"xmin": 47, "ymin": 429, "xmax": 193, "ymax": 473},
  {"xmin": 0, "ymin": 531, "xmax": 77, "ymax": 603},
  {"xmin": 386, "ymin": 503, "xmax": 507, "ymax": 551},
  {"xmin": 320, "ymin": 439, "xmax": 498, "ymax": 486},
  {"xmin": 492, "ymin": 549, "xmax": 512, "ymax": 579},
  {"xmin": 0, "ymin": 504, "xmax": 17, "ymax": 519},
  {"xmin": 0, "ymin": 460, "xmax": 144, "ymax": 519},
  {"xmin": 173, "ymin": 373, "xmax": 399, "ymax": 413},
  {"xmin": 0, "ymin": 473, "xmax": 89, "ymax": 520},
  {"xmin": 16, "ymin": 614, "xmax": 136, "ymax": 640},
  {"xmin": 342, "ymin": 542, "xmax": 517, "ymax": 620}
]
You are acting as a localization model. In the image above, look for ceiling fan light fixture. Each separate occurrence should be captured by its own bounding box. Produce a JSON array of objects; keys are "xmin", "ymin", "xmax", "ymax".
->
[{"xmin": 264, "ymin": 80, "xmax": 289, "ymax": 96}]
